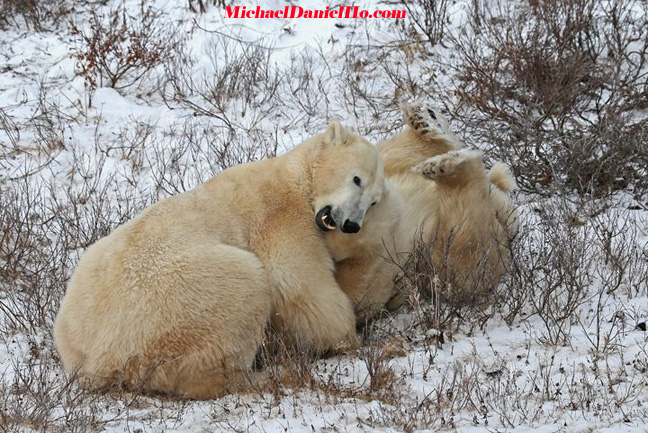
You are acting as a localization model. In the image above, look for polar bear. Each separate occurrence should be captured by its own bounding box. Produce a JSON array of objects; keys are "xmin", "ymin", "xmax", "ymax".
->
[
  {"xmin": 53, "ymin": 121, "xmax": 386, "ymax": 399},
  {"xmin": 326, "ymin": 102, "xmax": 518, "ymax": 322}
]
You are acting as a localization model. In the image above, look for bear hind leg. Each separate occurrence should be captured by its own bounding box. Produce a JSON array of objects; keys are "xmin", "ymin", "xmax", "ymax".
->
[{"xmin": 402, "ymin": 101, "xmax": 451, "ymax": 142}]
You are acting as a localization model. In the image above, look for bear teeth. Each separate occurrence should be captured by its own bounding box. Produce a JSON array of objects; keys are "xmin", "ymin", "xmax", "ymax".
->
[{"xmin": 322, "ymin": 214, "xmax": 336, "ymax": 230}]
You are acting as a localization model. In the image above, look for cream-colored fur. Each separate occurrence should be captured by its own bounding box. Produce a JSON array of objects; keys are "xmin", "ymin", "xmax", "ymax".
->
[
  {"xmin": 326, "ymin": 181, "xmax": 404, "ymax": 322},
  {"xmin": 53, "ymin": 121, "xmax": 387, "ymax": 399},
  {"xmin": 328, "ymin": 102, "xmax": 519, "ymax": 321}
]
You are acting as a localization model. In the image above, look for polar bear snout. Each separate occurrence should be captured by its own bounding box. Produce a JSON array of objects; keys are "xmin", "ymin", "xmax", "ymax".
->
[
  {"xmin": 316, "ymin": 205, "xmax": 363, "ymax": 233},
  {"xmin": 341, "ymin": 219, "xmax": 360, "ymax": 233},
  {"xmin": 331, "ymin": 205, "xmax": 365, "ymax": 234}
]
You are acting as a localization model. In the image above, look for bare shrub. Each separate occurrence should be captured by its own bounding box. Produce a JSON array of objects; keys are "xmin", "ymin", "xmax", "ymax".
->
[
  {"xmin": 495, "ymin": 227, "xmax": 535, "ymax": 324},
  {"xmin": 497, "ymin": 195, "xmax": 648, "ymax": 348},
  {"xmin": 0, "ymin": 106, "xmax": 20, "ymax": 150},
  {"xmin": 526, "ymin": 202, "xmax": 594, "ymax": 345},
  {"xmin": 0, "ymin": 348, "xmax": 98, "ymax": 433},
  {"xmin": 70, "ymin": 1, "xmax": 182, "ymax": 104},
  {"xmin": 0, "ymin": 178, "xmax": 82, "ymax": 336},
  {"xmin": 451, "ymin": 0, "xmax": 648, "ymax": 198},
  {"xmin": 188, "ymin": 0, "xmax": 226, "ymax": 13},
  {"xmin": 145, "ymin": 119, "xmax": 278, "ymax": 198},
  {"xmin": 400, "ymin": 0, "xmax": 450, "ymax": 47},
  {"xmin": 369, "ymin": 358, "xmax": 486, "ymax": 431},
  {"xmin": 359, "ymin": 343, "xmax": 399, "ymax": 397},
  {"xmin": 0, "ymin": 89, "xmax": 67, "ymax": 183},
  {"xmin": 338, "ymin": 43, "xmax": 420, "ymax": 136},
  {"xmin": 574, "ymin": 209, "xmax": 648, "ymax": 355},
  {"xmin": 161, "ymin": 34, "xmax": 283, "ymax": 130},
  {"xmin": 279, "ymin": 49, "xmax": 335, "ymax": 133},
  {"xmin": 1, "ymin": 104, "xmax": 132, "ymax": 337},
  {"xmin": 389, "ymin": 225, "xmax": 511, "ymax": 337},
  {"xmin": 0, "ymin": 166, "xmax": 146, "ymax": 337},
  {"xmin": 0, "ymin": 0, "xmax": 71, "ymax": 31},
  {"xmin": 30, "ymin": 88, "xmax": 68, "ymax": 153},
  {"xmin": 254, "ymin": 335, "xmax": 404, "ymax": 405},
  {"xmin": 387, "ymin": 195, "xmax": 639, "ymax": 347},
  {"xmin": 161, "ymin": 26, "xmax": 426, "ymax": 143},
  {"xmin": 0, "ymin": 336, "xmax": 187, "ymax": 433},
  {"xmin": 591, "ymin": 210, "xmax": 648, "ymax": 298}
]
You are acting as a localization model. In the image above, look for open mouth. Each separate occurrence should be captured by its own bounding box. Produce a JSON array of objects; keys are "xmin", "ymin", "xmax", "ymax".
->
[{"xmin": 315, "ymin": 206, "xmax": 337, "ymax": 232}]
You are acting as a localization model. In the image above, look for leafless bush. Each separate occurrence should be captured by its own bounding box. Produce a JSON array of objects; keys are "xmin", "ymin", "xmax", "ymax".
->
[
  {"xmin": 0, "ymin": 343, "xmax": 96, "ymax": 433},
  {"xmin": 401, "ymin": 0, "xmax": 450, "ymax": 47},
  {"xmin": 369, "ymin": 358, "xmax": 488, "ymax": 431},
  {"xmin": 498, "ymin": 197, "xmax": 648, "ymax": 347},
  {"xmin": 70, "ymin": 1, "xmax": 182, "ymax": 104},
  {"xmin": 359, "ymin": 343, "xmax": 400, "ymax": 396},
  {"xmin": 253, "ymin": 334, "xmax": 404, "ymax": 405},
  {"xmin": 30, "ymin": 88, "xmax": 69, "ymax": 153},
  {"xmin": 188, "ymin": 0, "xmax": 227, "ymax": 13},
  {"xmin": 161, "ymin": 34, "xmax": 283, "ymax": 131},
  {"xmin": 0, "ymin": 0, "xmax": 71, "ymax": 31},
  {"xmin": 574, "ymin": 209, "xmax": 648, "ymax": 355},
  {"xmin": 451, "ymin": 0, "xmax": 648, "ymax": 198},
  {"xmin": 0, "ymin": 89, "xmax": 67, "ymax": 183},
  {"xmin": 0, "ymin": 164, "xmax": 147, "ymax": 337},
  {"xmin": 0, "ymin": 104, "xmax": 123, "ymax": 335},
  {"xmin": 145, "ymin": 119, "xmax": 277, "ymax": 198},
  {"xmin": 279, "ymin": 49, "xmax": 335, "ymax": 133},
  {"xmin": 0, "ymin": 106, "xmax": 19, "ymax": 150},
  {"xmin": 526, "ymin": 202, "xmax": 594, "ymax": 345},
  {"xmin": 0, "ymin": 335, "xmax": 192, "ymax": 432},
  {"xmin": 389, "ymin": 227, "xmax": 510, "ymax": 337},
  {"xmin": 162, "ymin": 27, "xmax": 418, "ymax": 142},
  {"xmin": 338, "ymin": 43, "xmax": 420, "ymax": 136},
  {"xmin": 499, "ymin": 203, "xmax": 591, "ymax": 344},
  {"xmin": 370, "ymin": 331, "xmax": 648, "ymax": 430},
  {"xmin": 386, "ymin": 193, "xmax": 644, "ymax": 347},
  {"xmin": 591, "ymin": 210, "xmax": 648, "ymax": 298},
  {"xmin": 97, "ymin": 117, "xmax": 277, "ymax": 201},
  {"xmin": 0, "ymin": 181, "xmax": 57, "ymax": 335}
]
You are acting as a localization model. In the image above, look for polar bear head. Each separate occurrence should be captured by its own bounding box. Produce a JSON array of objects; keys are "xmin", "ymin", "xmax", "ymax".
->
[{"xmin": 312, "ymin": 121, "xmax": 385, "ymax": 234}]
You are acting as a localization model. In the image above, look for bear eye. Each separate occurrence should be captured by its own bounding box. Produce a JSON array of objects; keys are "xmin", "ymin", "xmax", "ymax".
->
[
  {"xmin": 353, "ymin": 176, "xmax": 362, "ymax": 186},
  {"xmin": 371, "ymin": 201, "xmax": 377, "ymax": 207}
]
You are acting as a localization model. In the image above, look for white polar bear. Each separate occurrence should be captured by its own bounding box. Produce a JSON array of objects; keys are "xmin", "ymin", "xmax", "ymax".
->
[
  {"xmin": 53, "ymin": 121, "xmax": 386, "ymax": 399},
  {"xmin": 326, "ymin": 102, "xmax": 519, "ymax": 322}
]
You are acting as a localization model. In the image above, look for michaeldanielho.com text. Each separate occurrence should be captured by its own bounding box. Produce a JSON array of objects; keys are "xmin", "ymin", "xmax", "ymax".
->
[{"xmin": 225, "ymin": 5, "xmax": 406, "ymax": 19}]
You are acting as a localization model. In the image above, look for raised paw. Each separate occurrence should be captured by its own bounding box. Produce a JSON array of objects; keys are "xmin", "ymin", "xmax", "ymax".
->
[
  {"xmin": 413, "ymin": 149, "xmax": 483, "ymax": 180},
  {"xmin": 402, "ymin": 101, "xmax": 450, "ymax": 140}
]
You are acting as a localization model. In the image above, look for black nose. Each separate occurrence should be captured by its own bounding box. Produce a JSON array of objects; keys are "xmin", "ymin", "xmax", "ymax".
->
[{"xmin": 342, "ymin": 220, "xmax": 360, "ymax": 233}]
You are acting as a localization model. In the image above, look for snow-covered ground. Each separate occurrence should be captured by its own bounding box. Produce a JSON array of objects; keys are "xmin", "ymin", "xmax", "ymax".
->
[{"xmin": 1, "ymin": 0, "xmax": 647, "ymax": 431}]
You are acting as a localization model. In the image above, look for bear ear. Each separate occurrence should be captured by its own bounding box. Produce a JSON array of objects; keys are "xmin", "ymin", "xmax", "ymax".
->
[{"xmin": 323, "ymin": 120, "xmax": 350, "ymax": 147}]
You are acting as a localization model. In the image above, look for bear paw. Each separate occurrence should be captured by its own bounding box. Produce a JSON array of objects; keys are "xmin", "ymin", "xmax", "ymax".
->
[
  {"xmin": 402, "ymin": 101, "xmax": 449, "ymax": 140},
  {"xmin": 413, "ymin": 149, "xmax": 483, "ymax": 180}
]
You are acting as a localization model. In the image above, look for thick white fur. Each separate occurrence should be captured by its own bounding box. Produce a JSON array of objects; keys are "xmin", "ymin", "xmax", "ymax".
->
[
  {"xmin": 53, "ymin": 121, "xmax": 386, "ymax": 398},
  {"xmin": 327, "ymin": 102, "xmax": 519, "ymax": 320}
]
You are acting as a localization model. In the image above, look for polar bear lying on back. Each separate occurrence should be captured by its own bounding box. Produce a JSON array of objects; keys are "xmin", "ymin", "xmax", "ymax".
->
[
  {"xmin": 53, "ymin": 121, "xmax": 387, "ymax": 399},
  {"xmin": 326, "ymin": 102, "xmax": 519, "ymax": 322}
]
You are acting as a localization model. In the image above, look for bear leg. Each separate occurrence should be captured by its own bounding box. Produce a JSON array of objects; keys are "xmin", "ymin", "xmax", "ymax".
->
[
  {"xmin": 402, "ymin": 101, "xmax": 451, "ymax": 141},
  {"xmin": 413, "ymin": 149, "xmax": 487, "ymax": 187}
]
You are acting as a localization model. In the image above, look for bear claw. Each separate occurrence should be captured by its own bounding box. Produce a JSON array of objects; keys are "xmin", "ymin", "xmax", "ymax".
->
[{"xmin": 402, "ymin": 101, "xmax": 449, "ymax": 140}]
